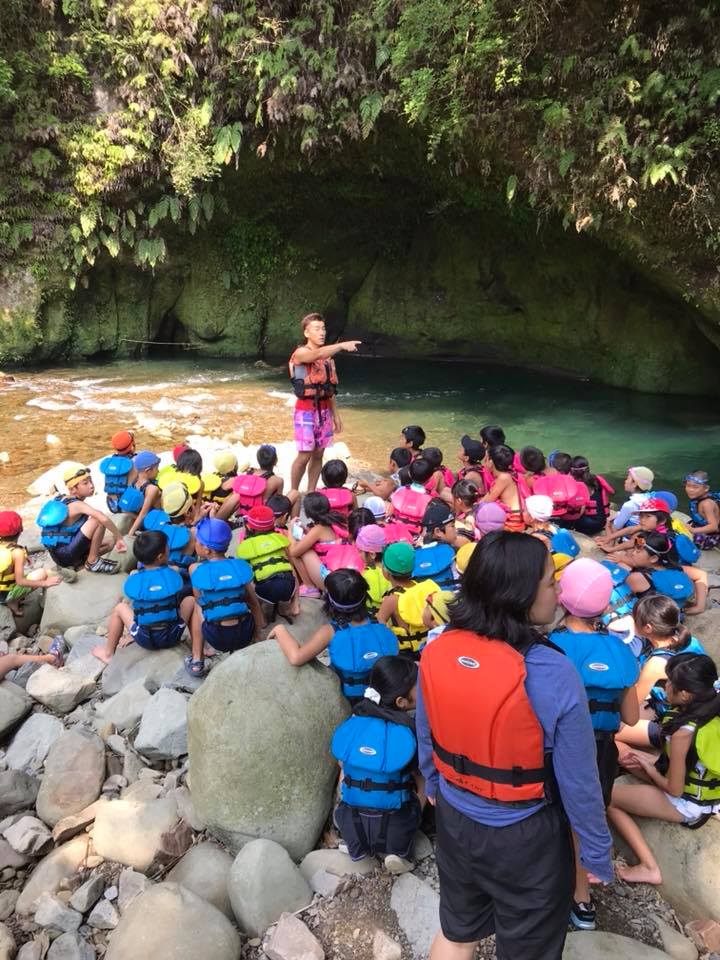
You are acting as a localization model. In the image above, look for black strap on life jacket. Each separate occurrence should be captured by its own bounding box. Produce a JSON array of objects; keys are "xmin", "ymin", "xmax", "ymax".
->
[
  {"xmin": 342, "ymin": 774, "xmax": 416, "ymax": 793},
  {"xmin": 202, "ymin": 594, "xmax": 246, "ymax": 612},
  {"xmin": 588, "ymin": 698, "xmax": 621, "ymax": 715},
  {"xmin": 252, "ymin": 555, "xmax": 287, "ymax": 571},
  {"xmin": 431, "ymin": 735, "xmax": 549, "ymax": 789},
  {"xmin": 135, "ymin": 599, "xmax": 178, "ymax": 616}
]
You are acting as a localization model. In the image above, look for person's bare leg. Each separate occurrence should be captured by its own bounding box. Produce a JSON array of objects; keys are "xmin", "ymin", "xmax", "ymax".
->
[
  {"xmin": 92, "ymin": 602, "xmax": 133, "ymax": 663},
  {"xmin": 616, "ymin": 720, "xmax": 652, "ymax": 749},
  {"xmin": 291, "ymin": 451, "xmax": 312, "ymax": 491},
  {"xmin": 302, "ymin": 551, "xmax": 325, "ymax": 590},
  {"xmin": 307, "ymin": 448, "xmax": 324, "ymax": 492},
  {"xmin": 685, "ymin": 567, "xmax": 708, "ymax": 615},
  {"xmin": 429, "ymin": 933, "xmax": 478, "ymax": 960},
  {"xmin": 571, "ymin": 832, "xmax": 590, "ymax": 904},
  {"xmin": 189, "ymin": 604, "xmax": 204, "ymax": 663},
  {"xmin": 608, "ymin": 783, "xmax": 684, "ymax": 884},
  {"xmin": 291, "ymin": 554, "xmax": 314, "ymax": 589},
  {"xmin": 0, "ymin": 652, "xmax": 56, "ymax": 681}
]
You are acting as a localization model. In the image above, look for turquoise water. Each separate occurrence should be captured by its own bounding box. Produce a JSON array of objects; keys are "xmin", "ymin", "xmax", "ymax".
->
[{"xmin": 2, "ymin": 355, "xmax": 719, "ymax": 508}]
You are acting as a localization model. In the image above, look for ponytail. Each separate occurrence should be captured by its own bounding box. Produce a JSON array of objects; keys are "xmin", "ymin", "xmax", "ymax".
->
[
  {"xmin": 303, "ymin": 492, "xmax": 347, "ymax": 530},
  {"xmin": 663, "ymin": 654, "xmax": 720, "ymax": 735}
]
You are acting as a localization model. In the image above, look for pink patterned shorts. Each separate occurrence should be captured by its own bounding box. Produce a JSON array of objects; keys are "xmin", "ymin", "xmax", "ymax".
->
[{"xmin": 294, "ymin": 405, "xmax": 334, "ymax": 452}]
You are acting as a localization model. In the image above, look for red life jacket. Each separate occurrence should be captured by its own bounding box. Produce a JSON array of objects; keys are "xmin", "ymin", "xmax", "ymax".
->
[
  {"xmin": 390, "ymin": 486, "xmax": 431, "ymax": 540},
  {"xmin": 583, "ymin": 475, "xmax": 614, "ymax": 518},
  {"xmin": 232, "ymin": 474, "xmax": 268, "ymax": 516},
  {"xmin": 420, "ymin": 629, "xmax": 548, "ymax": 803},
  {"xmin": 317, "ymin": 486, "xmax": 353, "ymax": 517},
  {"xmin": 532, "ymin": 474, "xmax": 579, "ymax": 518},
  {"xmin": 314, "ymin": 524, "xmax": 351, "ymax": 558}
]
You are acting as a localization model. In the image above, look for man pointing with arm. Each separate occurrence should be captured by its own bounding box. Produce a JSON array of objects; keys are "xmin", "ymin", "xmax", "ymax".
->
[{"xmin": 289, "ymin": 312, "xmax": 361, "ymax": 492}]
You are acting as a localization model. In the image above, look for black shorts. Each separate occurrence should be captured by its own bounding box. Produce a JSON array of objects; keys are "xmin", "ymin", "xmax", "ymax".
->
[
  {"xmin": 595, "ymin": 734, "xmax": 619, "ymax": 807},
  {"xmin": 50, "ymin": 528, "xmax": 91, "ymax": 568},
  {"xmin": 131, "ymin": 621, "xmax": 184, "ymax": 651},
  {"xmin": 435, "ymin": 792, "xmax": 573, "ymax": 960},
  {"xmin": 201, "ymin": 616, "xmax": 254, "ymax": 653},
  {"xmin": 333, "ymin": 797, "xmax": 421, "ymax": 860},
  {"xmin": 254, "ymin": 571, "xmax": 296, "ymax": 604}
]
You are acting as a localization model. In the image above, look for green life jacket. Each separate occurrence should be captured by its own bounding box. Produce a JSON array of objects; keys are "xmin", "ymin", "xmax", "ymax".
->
[
  {"xmin": 663, "ymin": 714, "xmax": 720, "ymax": 808},
  {"xmin": 236, "ymin": 531, "xmax": 292, "ymax": 582}
]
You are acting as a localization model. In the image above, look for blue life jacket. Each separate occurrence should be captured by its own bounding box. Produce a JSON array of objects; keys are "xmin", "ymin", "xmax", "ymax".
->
[
  {"xmin": 331, "ymin": 714, "xmax": 417, "ymax": 810},
  {"xmin": 191, "ymin": 557, "xmax": 252, "ymax": 622},
  {"xmin": 689, "ymin": 494, "xmax": 720, "ymax": 528},
  {"xmin": 412, "ymin": 542, "xmax": 455, "ymax": 587},
  {"xmin": 142, "ymin": 509, "xmax": 170, "ymax": 531},
  {"xmin": 599, "ymin": 561, "xmax": 636, "ymax": 626},
  {"xmin": 549, "ymin": 528, "xmax": 580, "ymax": 558},
  {"xmin": 118, "ymin": 485, "xmax": 145, "ymax": 514},
  {"xmin": 673, "ymin": 533, "xmax": 700, "ymax": 565},
  {"xmin": 642, "ymin": 567, "xmax": 694, "ymax": 605},
  {"xmin": 549, "ymin": 628, "xmax": 640, "ymax": 733},
  {"xmin": 329, "ymin": 622, "xmax": 399, "ymax": 700},
  {"xmin": 100, "ymin": 455, "xmax": 133, "ymax": 512},
  {"xmin": 124, "ymin": 567, "xmax": 184, "ymax": 628},
  {"xmin": 37, "ymin": 497, "xmax": 84, "ymax": 548},
  {"xmin": 141, "ymin": 509, "xmax": 195, "ymax": 570},
  {"xmin": 643, "ymin": 635, "xmax": 707, "ymax": 716}
]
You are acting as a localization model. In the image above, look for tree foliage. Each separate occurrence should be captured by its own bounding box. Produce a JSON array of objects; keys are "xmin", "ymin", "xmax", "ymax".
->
[{"xmin": 2, "ymin": 0, "xmax": 720, "ymax": 285}]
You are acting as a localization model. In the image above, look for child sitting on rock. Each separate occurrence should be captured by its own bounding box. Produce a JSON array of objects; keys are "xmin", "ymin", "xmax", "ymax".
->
[
  {"xmin": 236, "ymin": 506, "xmax": 299, "ymax": 618},
  {"xmin": 186, "ymin": 517, "xmax": 264, "ymax": 677},
  {"xmin": 331, "ymin": 655, "xmax": 424, "ymax": 873},
  {"xmin": 354, "ymin": 448, "xmax": 412, "ymax": 502},
  {"xmin": 684, "ymin": 470, "xmax": 720, "ymax": 550},
  {"xmin": 124, "ymin": 451, "xmax": 162, "ymax": 537},
  {"xmin": 92, "ymin": 529, "xmax": 194, "ymax": 663},
  {"xmin": 0, "ymin": 510, "xmax": 61, "ymax": 616}
]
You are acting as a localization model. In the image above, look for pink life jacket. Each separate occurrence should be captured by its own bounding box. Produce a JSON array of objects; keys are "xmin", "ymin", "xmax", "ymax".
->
[
  {"xmin": 313, "ymin": 524, "xmax": 351, "ymax": 558},
  {"xmin": 563, "ymin": 480, "xmax": 590, "ymax": 521},
  {"xmin": 383, "ymin": 521, "xmax": 415, "ymax": 545},
  {"xmin": 323, "ymin": 543, "xmax": 365, "ymax": 573},
  {"xmin": 390, "ymin": 486, "xmax": 431, "ymax": 540},
  {"xmin": 232, "ymin": 474, "xmax": 268, "ymax": 516},
  {"xmin": 531, "ymin": 474, "xmax": 578, "ymax": 518},
  {"xmin": 583, "ymin": 475, "xmax": 614, "ymax": 518},
  {"xmin": 316, "ymin": 486, "xmax": 353, "ymax": 517},
  {"xmin": 440, "ymin": 465, "xmax": 456, "ymax": 488},
  {"xmin": 481, "ymin": 465, "xmax": 494, "ymax": 493}
]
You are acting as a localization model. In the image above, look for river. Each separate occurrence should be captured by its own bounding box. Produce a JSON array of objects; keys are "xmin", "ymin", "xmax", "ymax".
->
[{"xmin": 1, "ymin": 356, "xmax": 719, "ymax": 509}]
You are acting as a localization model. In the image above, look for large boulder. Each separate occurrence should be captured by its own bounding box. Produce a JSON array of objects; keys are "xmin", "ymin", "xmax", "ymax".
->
[
  {"xmin": 35, "ymin": 730, "xmax": 105, "ymax": 827},
  {"xmin": 101, "ymin": 644, "xmax": 186, "ymax": 697},
  {"xmin": 0, "ymin": 680, "xmax": 31, "ymax": 737},
  {"xmin": 688, "ymin": 605, "xmax": 720, "ymax": 664},
  {"xmin": 187, "ymin": 643, "xmax": 349, "ymax": 858},
  {"xmin": 15, "ymin": 836, "xmax": 91, "ymax": 915},
  {"xmin": 228, "ymin": 839, "xmax": 312, "ymax": 937},
  {"xmin": 105, "ymin": 882, "xmax": 240, "ymax": 960},
  {"xmin": 40, "ymin": 572, "xmax": 125, "ymax": 634},
  {"xmin": 92, "ymin": 797, "xmax": 179, "ymax": 872},
  {"xmin": 563, "ymin": 931, "xmax": 672, "ymax": 958},
  {"xmin": 167, "ymin": 843, "xmax": 234, "ymax": 918},
  {"xmin": 5, "ymin": 713, "xmax": 64, "ymax": 773}
]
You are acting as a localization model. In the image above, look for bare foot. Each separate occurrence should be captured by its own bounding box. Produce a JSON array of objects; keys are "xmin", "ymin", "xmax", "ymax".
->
[
  {"xmin": 203, "ymin": 644, "xmax": 217, "ymax": 658},
  {"xmin": 91, "ymin": 645, "xmax": 112, "ymax": 664},
  {"xmin": 617, "ymin": 863, "xmax": 662, "ymax": 885}
]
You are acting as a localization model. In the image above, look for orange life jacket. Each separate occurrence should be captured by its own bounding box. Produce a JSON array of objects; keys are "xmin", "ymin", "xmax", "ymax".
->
[
  {"xmin": 288, "ymin": 352, "xmax": 338, "ymax": 402},
  {"xmin": 419, "ymin": 629, "xmax": 549, "ymax": 803}
]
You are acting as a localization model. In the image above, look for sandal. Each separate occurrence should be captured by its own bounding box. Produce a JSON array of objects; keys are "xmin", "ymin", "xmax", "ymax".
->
[
  {"xmin": 85, "ymin": 558, "xmax": 120, "ymax": 575},
  {"xmin": 298, "ymin": 585, "xmax": 321, "ymax": 598},
  {"xmin": 184, "ymin": 656, "xmax": 205, "ymax": 678},
  {"xmin": 48, "ymin": 636, "xmax": 65, "ymax": 668}
]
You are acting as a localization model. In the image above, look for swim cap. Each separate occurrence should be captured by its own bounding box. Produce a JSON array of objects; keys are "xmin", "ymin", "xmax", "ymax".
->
[
  {"xmin": 111, "ymin": 431, "xmax": 134, "ymax": 454},
  {"xmin": 654, "ymin": 491, "xmax": 678, "ymax": 512},
  {"xmin": 383, "ymin": 541, "xmax": 415, "ymax": 576},
  {"xmin": 162, "ymin": 482, "xmax": 193, "ymax": 519},
  {"xmin": 558, "ymin": 558, "xmax": 613, "ymax": 618},
  {"xmin": 0, "ymin": 511, "xmax": 22, "ymax": 538},
  {"xmin": 525, "ymin": 495, "xmax": 554, "ymax": 522},
  {"xmin": 63, "ymin": 463, "xmax": 91, "ymax": 489},
  {"xmin": 628, "ymin": 466, "xmax": 654, "ymax": 491},
  {"xmin": 134, "ymin": 451, "xmax": 160, "ymax": 472},
  {"xmin": 196, "ymin": 517, "xmax": 232, "ymax": 552},
  {"xmin": 173, "ymin": 444, "xmax": 189, "ymax": 463},
  {"xmin": 363, "ymin": 496, "xmax": 387, "ymax": 521},
  {"xmin": 246, "ymin": 506, "xmax": 275, "ymax": 532},
  {"xmin": 474, "ymin": 502, "xmax": 506, "ymax": 534},
  {"xmin": 637, "ymin": 497, "xmax": 671, "ymax": 514},
  {"xmin": 356, "ymin": 525, "xmax": 386, "ymax": 553},
  {"xmin": 214, "ymin": 450, "xmax": 238, "ymax": 475},
  {"xmin": 455, "ymin": 541, "xmax": 477, "ymax": 574}
]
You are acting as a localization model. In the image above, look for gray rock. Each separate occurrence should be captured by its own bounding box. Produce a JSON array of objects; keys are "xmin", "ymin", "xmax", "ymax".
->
[
  {"xmin": 0, "ymin": 769, "xmax": 39, "ymax": 817},
  {"xmin": 36, "ymin": 730, "xmax": 105, "ymax": 827},
  {"xmin": 0, "ymin": 890, "xmax": 18, "ymax": 921},
  {"xmin": 3, "ymin": 815, "xmax": 52, "ymax": 855},
  {"xmin": 0, "ymin": 922, "xmax": 15, "ymax": 960},
  {"xmin": 0, "ymin": 680, "xmax": 31, "ymax": 738},
  {"xmin": 0, "ymin": 607, "xmax": 16, "ymax": 644},
  {"xmin": 63, "ymin": 626, "xmax": 93, "ymax": 650},
  {"xmin": 52, "ymin": 799, "xmax": 106, "ymax": 845},
  {"xmin": 34, "ymin": 893, "xmax": 82, "ymax": 933},
  {"xmin": 5, "ymin": 713, "xmax": 64, "ymax": 774},
  {"xmin": 655, "ymin": 919, "xmax": 698, "ymax": 960},
  {"xmin": 94, "ymin": 679, "xmax": 151, "ymax": 734},
  {"xmin": 167, "ymin": 843, "xmax": 233, "ymax": 918},
  {"xmin": 92, "ymin": 797, "xmax": 179, "ymax": 872},
  {"xmin": 47, "ymin": 932, "xmax": 96, "ymax": 960},
  {"xmin": 64, "ymin": 636, "xmax": 106, "ymax": 683},
  {"xmin": 228, "ymin": 839, "xmax": 312, "ymax": 937},
  {"xmin": 168, "ymin": 786, "xmax": 204, "ymax": 831},
  {"xmin": 563, "ymin": 932, "xmax": 672, "ymax": 958},
  {"xmin": 117, "ymin": 869, "xmax": 150, "ymax": 913},
  {"xmin": 69, "ymin": 876, "xmax": 105, "ymax": 914},
  {"xmin": 40, "ymin": 572, "xmax": 125, "ymax": 634},
  {"xmin": 134, "ymin": 688, "xmax": 188, "ymax": 760},
  {"xmin": 104, "ymin": 886, "xmax": 118, "ymax": 901},
  {"xmin": 265, "ymin": 914, "xmax": 324, "ymax": 960},
  {"xmin": 390, "ymin": 873, "xmax": 440, "ymax": 959},
  {"xmin": 188, "ymin": 644, "xmax": 349, "ymax": 858},
  {"xmin": 373, "ymin": 930, "xmax": 402, "ymax": 960},
  {"xmin": 105, "ymin": 883, "xmax": 240, "ymax": 960},
  {"xmin": 106, "ymin": 735, "xmax": 126, "ymax": 756},
  {"xmin": 411, "ymin": 831, "xmax": 433, "ymax": 861},
  {"xmin": 15, "ymin": 836, "xmax": 91, "ymax": 915},
  {"xmin": 101, "ymin": 645, "xmax": 185, "ymax": 698},
  {"xmin": 17, "ymin": 940, "xmax": 44, "ymax": 960},
  {"xmin": 26, "ymin": 666, "xmax": 95, "ymax": 715},
  {"xmin": 87, "ymin": 898, "xmax": 118, "ymax": 930},
  {"xmin": 0, "ymin": 838, "xmax": 29, "ymax": 870}
]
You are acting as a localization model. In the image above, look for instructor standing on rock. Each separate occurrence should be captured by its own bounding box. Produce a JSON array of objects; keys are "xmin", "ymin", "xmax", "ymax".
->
[{"xmin": 289, "ymin": 312, "xmax": 360, "ymax": 492}]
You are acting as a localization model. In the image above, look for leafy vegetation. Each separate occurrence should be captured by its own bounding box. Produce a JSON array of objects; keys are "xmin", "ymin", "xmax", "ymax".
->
[{"xmin": 2, "ymin": 0, "xmax": 720, "ymax": 291}]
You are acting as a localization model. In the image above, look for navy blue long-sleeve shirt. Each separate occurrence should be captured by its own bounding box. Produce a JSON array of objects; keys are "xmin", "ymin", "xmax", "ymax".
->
[{"xmin": 416, "ymin": 641, "xmax": 614, "ymax": 883}]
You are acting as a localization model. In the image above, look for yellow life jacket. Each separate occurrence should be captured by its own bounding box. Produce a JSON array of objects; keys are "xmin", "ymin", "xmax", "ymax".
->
[
  {"xmin": 671, "ymin": 517, "xmax": 693, "ymax": 539},
  {"xmin": 157, "ymin": 465, "xmax": 202, "ymax": 496},
  {"xmin": 0, "ymin": 546, "xmax": 17, "ymax": 592},
  {"xmin": 236, "ymin": 532, "xmax": 292, "ymax": 582},
  {"xmin": 664, "ymin": 717, "xmax": 720, "ymax": 809},
  {"xmin": 363, "ymin": 565, "xmax": 391, "ymax": 614},
  {"xmin": 201, "ymin": 473, "xmax": 233, "ymax": 505},
  {"xmin": 392, "ymin": 578, "xmax": 441, "ymax": 654}
]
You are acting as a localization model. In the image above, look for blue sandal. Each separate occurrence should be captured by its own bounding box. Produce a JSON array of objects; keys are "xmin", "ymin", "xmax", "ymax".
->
[{"xmin": 184, "ymin": 656, "xmax": 205, "ymax": 678}]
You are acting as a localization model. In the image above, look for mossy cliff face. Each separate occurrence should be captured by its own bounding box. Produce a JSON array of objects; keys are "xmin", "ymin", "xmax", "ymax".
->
[{"xmin": 1, "ymin": 172, "xmax": 718, "ymax": 396}]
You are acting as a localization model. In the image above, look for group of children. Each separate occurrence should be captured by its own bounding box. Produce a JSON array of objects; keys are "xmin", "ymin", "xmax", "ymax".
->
[{"xmin": 1, "ymin": 421, "xmax": 720, "ymax": 932}]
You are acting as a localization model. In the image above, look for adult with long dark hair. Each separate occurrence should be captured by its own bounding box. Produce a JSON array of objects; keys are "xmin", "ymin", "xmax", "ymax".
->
[{"xmin": 416, "ymin": 532, "xmax": 612, "ymax": 960}]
